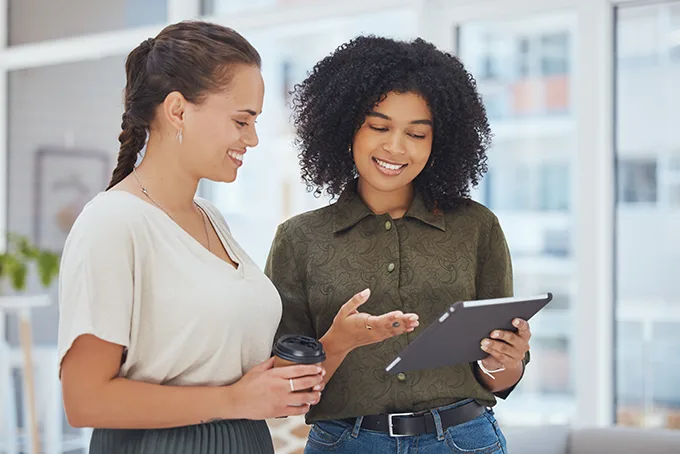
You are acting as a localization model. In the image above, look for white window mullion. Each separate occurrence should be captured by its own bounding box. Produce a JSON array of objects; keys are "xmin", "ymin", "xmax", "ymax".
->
[{"xmin": 573, "ymin": 0, "xmax": 615, "ymax": 428}]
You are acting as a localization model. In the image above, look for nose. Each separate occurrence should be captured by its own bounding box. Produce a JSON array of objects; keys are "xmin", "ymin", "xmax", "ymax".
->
[
  {"xmin": 383, "ymin": 131, "xmax": 406, "ymax": 155},
  {"xmin": 241, "ymin": 126, "xmax": 259, "ymax": 148}
]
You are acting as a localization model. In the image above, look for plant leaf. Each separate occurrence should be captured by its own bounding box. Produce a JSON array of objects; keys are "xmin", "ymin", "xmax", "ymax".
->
[
  {"xmin": 6, "ymin": 255, "xmax": 28, "ymax": 291},
  {"xmin": 38, "ymin": 251, "xmax": 60, "ymax": 287},
  {"xmin": 1, "ymin": 232, "xmax": 60, "ymax": 291}
]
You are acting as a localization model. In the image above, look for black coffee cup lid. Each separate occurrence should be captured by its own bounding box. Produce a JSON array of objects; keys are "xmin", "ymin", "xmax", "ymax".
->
[{"xmin": 273, "ymin": 334, "xmax": 326, "ymax": 364}]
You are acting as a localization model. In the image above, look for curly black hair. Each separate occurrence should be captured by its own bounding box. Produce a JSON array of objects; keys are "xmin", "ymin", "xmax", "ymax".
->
[{"xmin": 291, "ymin": 35, "xmax": 492, "ymax": 211}]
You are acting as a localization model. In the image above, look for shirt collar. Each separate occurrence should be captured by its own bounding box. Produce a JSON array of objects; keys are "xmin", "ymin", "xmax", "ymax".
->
[{"xmin": 332, "ymin": 180, "xmax": 446, "ymax": 233}]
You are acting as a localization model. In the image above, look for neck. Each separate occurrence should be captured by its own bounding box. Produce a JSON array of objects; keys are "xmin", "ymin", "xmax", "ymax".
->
[
  {"xmin": 133, "ymin": 139, "xmax": 199, "ymax": 212},
  {"xmin": 357, "ymin": 178, "xmax": 414, "ymax": 219}
]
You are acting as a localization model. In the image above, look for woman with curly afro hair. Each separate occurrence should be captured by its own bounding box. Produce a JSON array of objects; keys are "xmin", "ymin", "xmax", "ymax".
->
[{"xmin": 265, "ymin": 35, "xmax": 531, "ymax": 454}]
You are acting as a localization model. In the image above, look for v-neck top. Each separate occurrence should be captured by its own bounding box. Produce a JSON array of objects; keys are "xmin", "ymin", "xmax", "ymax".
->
[{"xmin": 57, "ymin": 191, "xmax": 282, "ymax": 386}]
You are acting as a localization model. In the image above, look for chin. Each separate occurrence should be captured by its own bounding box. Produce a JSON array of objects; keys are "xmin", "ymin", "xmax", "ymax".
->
[
  {"xmin": 361, "ymin": 172, "xmax": 414, "ymax": 193},
  {"xmin": 221, "ymin": 175, "xmax": 238, "ymax": 184},
  {"xmin": 208, "ymin": 172, "xmax": 238, "ymax": 184}
]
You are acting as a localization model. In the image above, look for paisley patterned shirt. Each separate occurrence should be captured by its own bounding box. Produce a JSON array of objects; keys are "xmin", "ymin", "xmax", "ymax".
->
[{"xmin": 265, "ymin": 180, "xmax": 525, "ymax": 423}]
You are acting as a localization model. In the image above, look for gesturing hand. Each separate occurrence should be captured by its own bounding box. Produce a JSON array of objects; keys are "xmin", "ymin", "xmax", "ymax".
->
[{"xmin": 326, "ymin": 288, "xmax": 419, "ymax": 354}]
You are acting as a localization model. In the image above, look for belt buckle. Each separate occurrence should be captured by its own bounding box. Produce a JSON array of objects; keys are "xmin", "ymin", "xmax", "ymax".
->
[{"xmin": 388, "ymin": 412, "xmax": 415, "ymax": 437}]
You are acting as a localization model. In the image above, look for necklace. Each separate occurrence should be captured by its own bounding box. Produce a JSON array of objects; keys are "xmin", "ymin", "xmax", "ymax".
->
[{"xmin": 133, "ymin": 168, "xmax": 210, "ymax": 252}]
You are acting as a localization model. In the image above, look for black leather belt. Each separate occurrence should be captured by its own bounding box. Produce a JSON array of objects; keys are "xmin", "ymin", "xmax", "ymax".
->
[{"xmin": 340, "ymin": 401, "xmax": 486, "ymax": 437}]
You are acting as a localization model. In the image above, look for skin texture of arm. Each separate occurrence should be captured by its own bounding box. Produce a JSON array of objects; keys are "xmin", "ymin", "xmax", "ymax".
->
[{"xmin": 60, "ymin": 334, "xmax": 324, "ymax": 429}]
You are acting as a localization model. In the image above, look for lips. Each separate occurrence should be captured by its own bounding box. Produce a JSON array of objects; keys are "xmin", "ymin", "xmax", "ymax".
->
[
  {"xmin": 373, "ymin": 157, "xmax": 407, "ymax": 170},
  {"xmin": 227, "ymin": 150, "xmax": 245, "ymax": 167},
  {"xmin": 372, "ymin": 157, "xmax": 408, "ymax": 176}
]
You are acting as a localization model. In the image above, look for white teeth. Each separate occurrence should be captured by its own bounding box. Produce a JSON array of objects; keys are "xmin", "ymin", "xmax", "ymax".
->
[
  {"xmin": 228, "ymin": 151, "xmax": 244, "ymax": 162},
  {"xmin": 375, "ymin": 158, "xmax": 404, "ymax": 171}
]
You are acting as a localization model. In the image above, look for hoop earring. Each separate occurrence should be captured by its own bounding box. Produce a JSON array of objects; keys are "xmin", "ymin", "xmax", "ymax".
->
[{"xmin": 176, "ymin": 128, "xmax": 183, "ymax": 145}]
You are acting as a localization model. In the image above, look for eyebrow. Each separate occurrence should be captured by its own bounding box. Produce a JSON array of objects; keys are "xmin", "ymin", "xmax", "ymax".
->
[
  {"xmin": 238, "ymin": 109, "xmax": 260, "ymax": 116},
  {"xmin": 366, "ymin": 111, "xmax": 433, "ymax": 126}
]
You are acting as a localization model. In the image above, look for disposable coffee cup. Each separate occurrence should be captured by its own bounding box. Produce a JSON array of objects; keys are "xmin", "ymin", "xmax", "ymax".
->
[
  {"xmin": 272, "ymin": 335, "xmax": 326, "ymax": 414},
  {"xmin": 273, "ymin": 334, "xmax": 326, "ymax": 369}
]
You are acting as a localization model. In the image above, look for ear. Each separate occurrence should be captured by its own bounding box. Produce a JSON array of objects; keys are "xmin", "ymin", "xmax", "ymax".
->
[{"xmin": 161, "ymin": 91, "xmax": 187, "ymax": 132}]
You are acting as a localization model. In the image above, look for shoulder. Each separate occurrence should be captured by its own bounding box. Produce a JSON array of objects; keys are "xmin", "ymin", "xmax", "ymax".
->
[
  {"xmin": 443, "ymin": 198, "xmax": 499, "ymax": 230},
  {"xmin": 268, "ymin": 204, "xmax": 337, "ymax": 264},
  {"xmin": 277, "ymin": 203, "xmax": 337, "ymax": 237},
  {"xmin": 73, "ymin": 191, "xmax": 150, "ymax": 229},
  {"xmin": 64, "ymin": 191, "xmax": 149, "ymax": 250}
]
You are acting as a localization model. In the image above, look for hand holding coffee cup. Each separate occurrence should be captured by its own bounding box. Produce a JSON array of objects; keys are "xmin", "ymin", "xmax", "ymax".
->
[
  {"xmin": 273, "ymin": 335, "xmax": 327, "ymax": 398},
  {"xmin": 229, "ymin": 343, "xmax": 325, "ymax": 420}
]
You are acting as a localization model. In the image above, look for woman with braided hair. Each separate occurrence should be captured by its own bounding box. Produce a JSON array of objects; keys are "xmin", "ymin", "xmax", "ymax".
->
[{"xmin": 57, "ymin": 21, "xmax": 325, "ymax": 453}]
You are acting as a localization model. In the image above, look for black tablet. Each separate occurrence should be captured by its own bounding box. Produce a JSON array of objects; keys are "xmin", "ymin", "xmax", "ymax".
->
[{"xmin": 385, "ymin": 293, "xmax": 553, "ymax": 374}]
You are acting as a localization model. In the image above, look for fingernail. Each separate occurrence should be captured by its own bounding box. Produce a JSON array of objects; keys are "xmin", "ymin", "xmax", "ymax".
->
[
  {"xmin": 360, "ymin": 288, "xmax": 371, "ymax": 298},
  {"xmin": 413, "ymin": 321, "xmax": 420, "ymax": 327},
  {"xmin": 491, "ymin": 331, "xmax": 500, "ymax": 338},
  {"xmin": 313, "ymin": 384, "xmax": 322, "ymax": 391},
  {"xmin": 483, "ymin": 339, "xmax": 491, "ymax": 347},
  {"xmin": 513, "ymin": 319, "xmax": 521, "ymax": 327},
  {"xmin": 317, "ymin": 367, "xmax": 323, "ymax": 374}
]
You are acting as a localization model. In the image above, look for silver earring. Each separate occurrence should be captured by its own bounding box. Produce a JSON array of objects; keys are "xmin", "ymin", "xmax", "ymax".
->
[{"xmin": 176, "ymin": 128, "xmax": 183, "ymax": 144}]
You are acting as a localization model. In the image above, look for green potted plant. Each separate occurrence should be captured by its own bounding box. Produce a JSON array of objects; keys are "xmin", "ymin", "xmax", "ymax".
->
[
  {"xmin": 0, "ymin": 233, "xmax": 61, "ymax": 453},
  {"xmin": 0, "ymin": 233, "xmax": 60, "ymax": 293}
]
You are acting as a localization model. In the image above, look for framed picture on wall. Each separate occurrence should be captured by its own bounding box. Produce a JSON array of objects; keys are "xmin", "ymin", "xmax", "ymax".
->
[{"xmin": 33, "ymin": 147, "xmax": 111, "ymax": 251}]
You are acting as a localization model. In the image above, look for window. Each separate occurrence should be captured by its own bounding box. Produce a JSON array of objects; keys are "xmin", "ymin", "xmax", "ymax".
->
[
  {"xmin": 517, "ymin": 38, "xmax": 531, "ymax": 78},
  {"xmin": 669, "ymin": 3, "xmax": 680, "ymax": 62},
  {"xmin": 8, "ymin": 0, "xmax": 167, "ymax": 46},
  {"xmin": 540, "ymin": 32, "xmax": 570, "ymax": 76},
  {"xmin": 459, "ymin": 12, "xmax": 577, "ymax": 426},
  {"xmin": 615, "ymin": 1, "xmax": 680, "ymax": 430},
  {"xmin": 539, "ymin": 162, "xmax": 570, "ymax": 211},
  {"xmin": 617, "ymin": 159, "xmax": 657, "ymax": 204},
  {"xmin": 660, "ymin": 154, "xmax": 680, "ymax": 206}
]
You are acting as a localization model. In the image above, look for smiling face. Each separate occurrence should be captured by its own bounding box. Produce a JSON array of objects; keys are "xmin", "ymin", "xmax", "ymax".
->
[
  {"xmin": 181, "ymin": 64, "xmax": 264, "ymax": 183},
  {"xmin": 352, "ymin": 91, "xmax": 433, "ymax": 194}
]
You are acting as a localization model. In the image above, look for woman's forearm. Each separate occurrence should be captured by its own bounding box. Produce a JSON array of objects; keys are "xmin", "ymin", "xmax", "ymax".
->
[
  {"xmin": 319, "ymin": 328, "xmax": 353, "ymax": 385},
  {"xmin": 64, "ymin": 377, "xmax": 241, "ymax": 429}
]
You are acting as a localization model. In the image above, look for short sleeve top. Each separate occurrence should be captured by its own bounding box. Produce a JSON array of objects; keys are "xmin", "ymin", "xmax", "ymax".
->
[{"xmin": 57, "ymin": 191, "xmax": 282, "ymax": 386}]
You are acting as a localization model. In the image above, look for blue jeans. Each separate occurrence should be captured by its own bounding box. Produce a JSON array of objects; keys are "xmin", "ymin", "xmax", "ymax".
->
[{"xmin": 304, "ymin": 400, "xmax": 507, "ymax": 454}]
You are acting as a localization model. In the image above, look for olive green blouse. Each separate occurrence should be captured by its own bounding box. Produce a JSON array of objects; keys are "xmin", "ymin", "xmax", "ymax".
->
[{"xmin": 265, "ymin": 180, "xmax": 525, "ymax": 423}]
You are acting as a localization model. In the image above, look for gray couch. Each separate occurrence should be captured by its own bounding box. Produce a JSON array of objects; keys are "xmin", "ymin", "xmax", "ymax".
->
[{"xmin": 503, "ymin": 425, "xmax": 680, "ymax": 454}]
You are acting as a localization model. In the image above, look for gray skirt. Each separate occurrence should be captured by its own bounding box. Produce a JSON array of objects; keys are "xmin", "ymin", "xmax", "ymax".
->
[{"xmin": 89, "ymin": 419, "xmax": 274, "ymax": 454}]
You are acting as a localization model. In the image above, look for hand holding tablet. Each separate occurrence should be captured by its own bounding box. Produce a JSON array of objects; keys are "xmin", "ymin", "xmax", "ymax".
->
[{"xmin": 386, "ymin": 293, "xmax": 553, "ymax": 374}]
